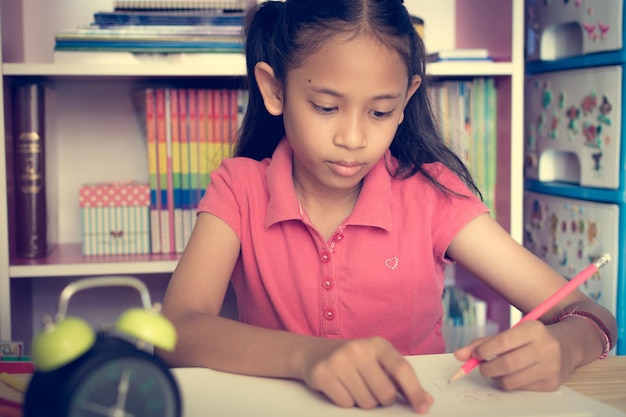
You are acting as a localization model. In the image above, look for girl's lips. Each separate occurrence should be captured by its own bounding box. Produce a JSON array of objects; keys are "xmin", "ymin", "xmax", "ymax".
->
[{"xmin": 328, "ymin": 161, "xmax": 364, "ymax": 177}]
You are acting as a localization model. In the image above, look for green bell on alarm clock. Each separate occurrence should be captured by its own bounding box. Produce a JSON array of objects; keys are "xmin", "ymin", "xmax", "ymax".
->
[{"xmin": 31, "ymin": 316, "xmax": 96, "ymax": 372}]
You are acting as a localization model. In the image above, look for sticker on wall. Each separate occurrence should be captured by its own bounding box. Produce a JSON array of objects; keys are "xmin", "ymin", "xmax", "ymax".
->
[
  {"xmin": 582, "ymin": 122, "xmax": 602, "ymax": 148},
  {"xmin": 597, "ymin": 96, "xmax": 612, "ymax": 125},
  {"xmin": 566, "ymin": 105, "xmax": 580, "ymax": 132},
  {"xmin": 598, "ymin": 22, "xmax": 610, "ymax": 39},
  {"xmin": 542, "ymin": 85, "xmax": 553, "ymax": 109},
  {"xmin": 580, "ymin": 92, "xmax": 597, "ymax": 115},
  {"xmin": 523, "ymin": 193, "xmax": 618, "ymax": 312}
]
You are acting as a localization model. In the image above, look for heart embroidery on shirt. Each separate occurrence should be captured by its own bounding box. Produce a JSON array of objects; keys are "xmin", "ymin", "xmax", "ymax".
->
[{"xmin": 385, "ymin": 257, "xmax": 399, "ymax": 270}]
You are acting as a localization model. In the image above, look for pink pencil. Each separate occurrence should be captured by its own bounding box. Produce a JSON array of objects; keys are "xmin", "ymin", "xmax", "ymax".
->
[{"xmin": 448, "ymin": 253, "xmax": 612, "ymax": 383}]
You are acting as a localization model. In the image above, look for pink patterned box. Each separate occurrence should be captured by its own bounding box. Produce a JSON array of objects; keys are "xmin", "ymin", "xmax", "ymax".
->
[{"xmin": 79, "ymin": 182, "xmax": 151, "ymax": 255}]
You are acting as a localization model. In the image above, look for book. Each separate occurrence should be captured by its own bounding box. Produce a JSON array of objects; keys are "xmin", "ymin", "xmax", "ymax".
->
[
  {"xmin": 187, "ymin": 89, "xmax": 201, "ymax": 222},
  {"xmin": 93, "ymin": 11, "xmax": 245, "ymax": 27},
  {"xmin": 163, "ymin": 88, "xmax": 176, "ymax": 253},
  {"xmin": 178, "ymin": 88, "xmax": 193, "ymax": 248},
  {"xmin": 12, "ymin": 84, "xmax": 57, "ymax": 258},
  {"xmin": 441, "ymin": 286, "xmax": 493, "ymax": 351},
  {"xmin": 205, "ymin": 89, "xmax": 216, "ymax": 188},
  {"xmin": 113, "ymin": 0, "xmax": 249, "ymax": 12},
  {"xmin": 53, "ymin": 50, "xmax": 246, "ymax": 66},
  {"xmin": 57, "ymin": 25, "xmax": 243, "ymax": 37},
  {"xmin": 134, "ymin": 88, "xmax": 161, "ymax": 254},
  {"xmin": 196, "ymin": 88, "xmax": 208, "ymax": 207},
  {"xmin": 170, "ymin": 89, "xmax": 185, "ymax": 253},
  {"xmin": 427, "ymin": 48, "xmax": 492, "ymax": 62},
  {"xmin": 54, "ymin": 39, "xmax": 243, "ymax": 53},
  {"xmin": 155, "ymin": 88, "xmax": 171, "ymax": 254},
  {"xmin": 54, "ymin": 25, "xmax": 244, "ymax": 54},
  {"xmin": 228, "ymin": 88, "xmax": 238, "ymax": 145}
]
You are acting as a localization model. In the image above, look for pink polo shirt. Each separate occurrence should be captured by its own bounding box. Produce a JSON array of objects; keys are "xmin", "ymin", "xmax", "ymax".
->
[{"xmin": 198, "ymin": 139, "xmax": 488, "ymax": 355}]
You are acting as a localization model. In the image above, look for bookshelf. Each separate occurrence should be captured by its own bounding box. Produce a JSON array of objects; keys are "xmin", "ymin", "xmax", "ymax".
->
[{"xmin": 0, "ymin": 0, "xmax": 524, "ymax": 352}]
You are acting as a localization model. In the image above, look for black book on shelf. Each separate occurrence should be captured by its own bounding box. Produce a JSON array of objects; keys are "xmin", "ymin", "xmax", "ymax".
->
[{"xmin": 12, "ymin": 84, "xmax": 57, "ymax": 258}]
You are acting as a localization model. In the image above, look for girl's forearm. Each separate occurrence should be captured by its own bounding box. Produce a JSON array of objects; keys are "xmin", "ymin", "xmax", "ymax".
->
[{"xmin": 157, "ymin": 312, "xmax": 331, "ymax": 380}]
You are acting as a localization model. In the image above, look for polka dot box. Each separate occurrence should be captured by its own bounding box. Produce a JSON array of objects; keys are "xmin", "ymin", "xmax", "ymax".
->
[{"xmin": 79, "ymin": 182, "xmax": 151, "ymax": 255}]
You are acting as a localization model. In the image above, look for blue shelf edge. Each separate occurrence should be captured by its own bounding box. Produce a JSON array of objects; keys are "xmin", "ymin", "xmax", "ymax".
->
[
  {"xmin": 524, "ymin": 180, "xmax": 626, "ymax": 204},
  {"xmin": 526, "ymin": 50, "xmax": 626, "ymax": 74}
]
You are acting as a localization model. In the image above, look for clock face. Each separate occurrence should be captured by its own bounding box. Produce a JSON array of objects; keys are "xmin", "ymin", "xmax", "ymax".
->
[{"xmin": 65, "ymin": 356, "xmax": 179, "ymax": 417}]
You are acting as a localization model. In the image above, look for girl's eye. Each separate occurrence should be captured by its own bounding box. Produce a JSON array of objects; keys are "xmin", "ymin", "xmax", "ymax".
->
[
  {"xmin": 372, "ymin": 110, "xmax": 393, "ymax": 119},
  {"xmin": 312, "ymin": 102, "xmax": 337, "ymax": 114}
]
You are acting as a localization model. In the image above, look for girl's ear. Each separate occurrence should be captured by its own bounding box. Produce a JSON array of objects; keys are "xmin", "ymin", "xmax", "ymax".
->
[
  {"xmin": 406, "ymin": 75, "xmax": 422, "ymax": 103},
  {"xmin": 399, "ymin": 75, "xmax": 422, "ymax": 124},
  {"xmin": 254, "ymin": 62, "xmax": 284, "ymax": 116}
]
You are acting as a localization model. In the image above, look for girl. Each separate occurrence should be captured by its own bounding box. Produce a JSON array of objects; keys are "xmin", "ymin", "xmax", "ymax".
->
[{"xmin": 160, "ymin": 0, "xmax": 617, "ymax": 414}]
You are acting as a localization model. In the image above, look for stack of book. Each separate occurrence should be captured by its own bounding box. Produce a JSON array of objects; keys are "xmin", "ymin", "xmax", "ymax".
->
[
  {"xmin": 133, "ymin": 87, "xmax": 248, "ymax": 254},
  {"xmin": 428, "ymin": 78, "xmax": 498, "ymax": 215},
  {"xmin": 441, "ymin": 285, "xmax": 496, "ymax": 352},
  {"xmin": 54, "ymin": 0, "xmax": 249, "ymax": 63},
  {"xmin": 426, "ymin": 48, "xmax": 492, "ymax": 62}
]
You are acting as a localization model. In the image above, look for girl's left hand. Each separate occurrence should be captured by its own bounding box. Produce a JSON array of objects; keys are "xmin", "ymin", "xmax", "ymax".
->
[{"xmin": 453, "ymin": 320, "xmax": 575, "ymax": 391}]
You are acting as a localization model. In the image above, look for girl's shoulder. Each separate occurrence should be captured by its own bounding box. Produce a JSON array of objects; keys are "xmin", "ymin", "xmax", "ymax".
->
[
  {"xmin": 214, "ymin": 156, "xmax": 271, "ymax": 181},
  {"xmin": 420, "ymin": 161, "xmax": 452, "ymax": 178},
  {"xmin": 397, "ymin": 161, "xmax": 478, "ymax": 200},
  {"xmin": 406, "ymin": 161, "xmax": 461, "ymax": 187}
]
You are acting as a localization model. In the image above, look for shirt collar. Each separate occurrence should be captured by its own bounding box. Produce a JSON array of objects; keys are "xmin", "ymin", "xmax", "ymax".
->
[{"xmin": 265, "ymin": 138, "xmax": 393, "ymax": 231}]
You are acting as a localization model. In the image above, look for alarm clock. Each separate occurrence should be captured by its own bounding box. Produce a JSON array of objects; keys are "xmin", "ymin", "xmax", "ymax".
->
[{"xmin": 23, "ymin": 276, "xmax": 182, "ymax": 417}]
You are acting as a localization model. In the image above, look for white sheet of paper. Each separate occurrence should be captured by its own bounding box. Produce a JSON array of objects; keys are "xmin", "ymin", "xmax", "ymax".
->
[{"xmin": 172, "ymin": 353, "xmax": 625, "ymax": 417}]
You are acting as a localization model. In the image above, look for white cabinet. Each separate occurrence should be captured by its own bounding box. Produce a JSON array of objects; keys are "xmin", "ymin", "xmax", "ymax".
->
[{"xmin": 0, "ymin": 0, "xmax": 524, "ymax": 351}]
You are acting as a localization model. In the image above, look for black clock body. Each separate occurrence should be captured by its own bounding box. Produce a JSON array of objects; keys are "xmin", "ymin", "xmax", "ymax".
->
[{"xmin": 23, "ymin": 332, "xmax": 182, "ymax": 417}]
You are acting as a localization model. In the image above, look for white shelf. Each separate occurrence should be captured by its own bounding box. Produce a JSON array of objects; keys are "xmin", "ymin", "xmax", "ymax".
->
[
  {"xmin": 10, "ymin": 261, "xmax": 178, "ymax": 278},
  {"xmin": 2, "ymin": 60, "xmax": 512, "ymax": 79},
  {"xmin": 427, "ymin": 61, "xmax": 513, "ymax": 76},
  {"xmin": 9, "ymin": 244, "xmax": 179, "ymax": 278},
  {"xmin": 2, "ymin": 56, "xmax": 247, "ymax": 77}
]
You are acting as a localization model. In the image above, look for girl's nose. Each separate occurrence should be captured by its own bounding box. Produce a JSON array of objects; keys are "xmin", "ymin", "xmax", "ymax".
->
[{"xmin": 334, "ymin": 112, "xmax": 366, "ymax": 149}]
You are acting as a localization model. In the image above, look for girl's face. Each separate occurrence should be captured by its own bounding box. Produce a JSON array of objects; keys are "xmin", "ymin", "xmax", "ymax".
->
[{"xmin": 258, "ymin": 32, "xmax": 420, "ymax": 198}]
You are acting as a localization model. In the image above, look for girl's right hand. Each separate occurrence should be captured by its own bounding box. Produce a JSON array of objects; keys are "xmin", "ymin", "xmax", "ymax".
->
[{"xmin": 300, "ymin": 336, "xmax": 433, "ymax": 413}]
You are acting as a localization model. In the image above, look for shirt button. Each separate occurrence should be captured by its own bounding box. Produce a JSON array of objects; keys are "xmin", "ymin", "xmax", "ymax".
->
[
  {"xmin": 320, "ymin": 251, "xmax": 331, "ymax": 263},
  {"xmin": 324, "ymin": 309, "xmax": 335, "ymax": 320},
  {"xmin": 322, "ymin": 279, "xmax": 333, "ymax": 289},
  {"xmin": 334, "ymin": 233, "xmax": 344, "ymax": 242}
]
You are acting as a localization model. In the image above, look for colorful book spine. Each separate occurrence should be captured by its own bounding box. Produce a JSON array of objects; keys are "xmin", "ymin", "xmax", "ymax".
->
[
  {"xmin": 221, "ymin": 89, "xmax": 229, "ymax": 144},
  {"xmin": 187, "ymin": 89, "xmax": 201, "ymax": 219},
  {"xmin": 229, "ymin": 88, "xmax": 238, "ymax": 153},
  {"xmin": 237, "ymin": 88, "xmax": 247, "ymax": 133},
  {"xmin": 176, "ymin": 88, "xmax": 190, "ymax": 247},
  {"xmin": 169, "ymin": 88, "xmax": 185, "ymax": 253},
  {"xmin": 205, "ymin": 89, "xmax": 219, "ymax": 181},
  {"xmin": 206, "ymin": 89, "xmax": 217, "ymax": 183},
  {"xmin": 155, "ymin": 88, "xmax": 171, "ymax": 254},
  {"xmin": 463, "ymin": 81, "xmax": 476, "ymax": 178},
  {"xmin": 192, "ymin": 89, "xmax": 207, "ymax": 211},
  {"xmin": 142, "ymin": 88, "xmax": 161, "ymax": 254},
  {"xmin": 163, "ymin": 88, "xmax": 176, "ymax": 253},
  {"xmin": 486, "ymin": 77, "xmax": 497, "ymax": 215}
]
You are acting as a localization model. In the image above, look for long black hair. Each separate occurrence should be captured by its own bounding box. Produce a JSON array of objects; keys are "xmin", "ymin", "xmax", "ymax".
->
[{"xmin": 236, "ymin": 0, "xmax": 482, "ymax": 198}]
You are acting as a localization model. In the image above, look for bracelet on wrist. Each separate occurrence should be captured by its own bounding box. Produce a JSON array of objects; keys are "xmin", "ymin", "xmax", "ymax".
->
[{"xmin": 554, "ymin": 310, "xmax": 613, "ymax": 359}]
